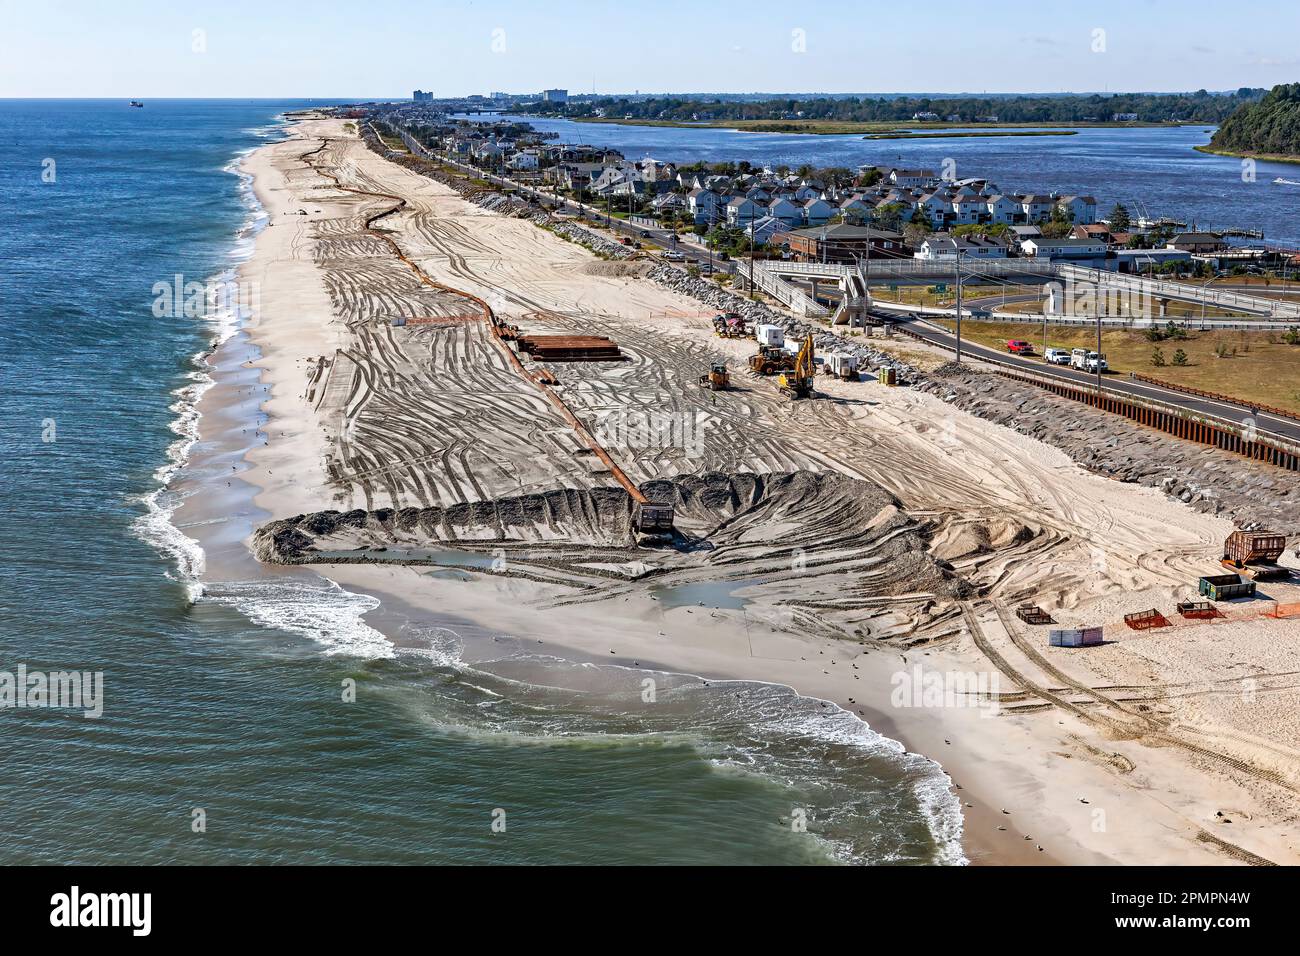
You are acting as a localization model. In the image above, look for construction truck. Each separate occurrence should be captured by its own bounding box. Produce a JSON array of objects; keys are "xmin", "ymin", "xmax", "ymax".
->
[
  {"xmin": 749, "ymin": 345, "xmax": 795, "ymax": 376},
  {"xmin": 698, "ymin": 363, "xmax": 729, "ymax": 391},
  {"xmin": 712, "ymin": 312, "xmax": 748, "ymax": 338},
  {"xmin": 778, "ymin": 334, "xmax": 815, "ymax": 399}
]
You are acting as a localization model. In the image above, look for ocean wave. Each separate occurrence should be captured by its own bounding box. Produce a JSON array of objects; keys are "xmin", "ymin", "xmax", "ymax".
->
[
  {"xmin": 386, "ymin": 632, "xmax": 966, "ymax": 865},
  {"xmin": 199, "ymin": 577, "xmax": 393, "ymax": 659}
]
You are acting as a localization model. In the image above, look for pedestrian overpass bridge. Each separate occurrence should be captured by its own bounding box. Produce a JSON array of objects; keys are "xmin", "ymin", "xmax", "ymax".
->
[{"xmin": 750, "ymin": 259, "xmax": 1300, "ymax": 323}]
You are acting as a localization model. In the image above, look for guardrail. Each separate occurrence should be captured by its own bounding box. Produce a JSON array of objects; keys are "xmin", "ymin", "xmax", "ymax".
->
[
  {"xmin": 1058, "ymin": 264, "xmax": 1300, "ymax": 318},
  {"xmin": 1127, "ymin": 372, "xmax": 1300, "ymax": 424},
  {"xmin": 751, "ymin": 262, "xmax": 831, "ymax": 316},
  {"xmin": 894, "ymin": 323, "xmax": 1300, "ymax": 471}
]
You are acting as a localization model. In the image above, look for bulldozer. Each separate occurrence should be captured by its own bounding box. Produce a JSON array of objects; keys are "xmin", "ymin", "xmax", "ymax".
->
[
  {"xmin": 777, "ymin": 334, "xmax": 815, "ymax": 399},
  {"xmin": 748, "ymin": 345, "xmax": 795, "ymax": 376},
  {"xmin": 698, "ymin": 362, "xmax": 729, "ymax": 391}
]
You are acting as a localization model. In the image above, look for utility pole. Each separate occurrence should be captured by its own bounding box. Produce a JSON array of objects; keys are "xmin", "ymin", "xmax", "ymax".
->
[
  {"xmin": 748, "ymin": 207, "xmax": 756, "ymax": 299},
  {"xmin": 1096, "ymin": 306, "xmax": 1103, "ymax": 394},
  {"xmin": 955, "ymin": 248, "xmax": 963, "ymax": 363}
]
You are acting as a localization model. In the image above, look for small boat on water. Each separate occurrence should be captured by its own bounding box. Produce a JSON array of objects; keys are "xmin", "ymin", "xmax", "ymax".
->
[
  {"xmin": 129, "ymin": 100, "xmax": 144, "ymax": 108},
  {"xmin": 1273, "ymin": 177, "xmax": 1300, "ymax": 186}
]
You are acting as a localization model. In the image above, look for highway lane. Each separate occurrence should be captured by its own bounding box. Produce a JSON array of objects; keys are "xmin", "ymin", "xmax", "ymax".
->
[{"xmin": 885, "ymin": 311, "xmax": 1300, "ymax": 444}]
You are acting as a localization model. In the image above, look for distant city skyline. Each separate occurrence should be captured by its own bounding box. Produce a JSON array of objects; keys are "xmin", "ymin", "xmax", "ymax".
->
[{"xmin": 3, "ymin": 0, "xmax": 1298, "ymax": 99}]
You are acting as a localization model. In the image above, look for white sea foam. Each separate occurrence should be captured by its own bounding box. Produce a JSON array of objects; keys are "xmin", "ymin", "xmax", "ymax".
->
[{"xmin": 200, "ymin": 578, "xmax": 393, "ymax": 659}]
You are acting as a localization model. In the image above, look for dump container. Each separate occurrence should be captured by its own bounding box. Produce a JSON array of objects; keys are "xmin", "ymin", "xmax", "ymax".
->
[
  {"xmin": 878, "ymin": 366, "xmax": 897, "ymax": 386},
  {"xmin": 1016, "ymin": 603, "xmax": 1054, "ymax": 625},
  {"xmin": 1050, "ymin": 626, "xmax": 1103, "ymax": 647},
  {"xmin": 825, "ymin": 353, "xmax": 859, "ymax": 379},
  {"xmin": 1177, "ymin": 600, "xmax": 1220, "ymax": 620},
  {"xmin": 1223, "ymin": 530, "xmax": 1286, "ymax": 566},
  {"xmin": 1124, "ymin": 608, "xmax": 1170, "ymax": 630},
  {"xmin": 754, "ymin": 324, "xmax": 784, "ymax": 348},
  {"xmin": 1198, "ymin": 573, "xmax": 1256, "ymax": 601}
]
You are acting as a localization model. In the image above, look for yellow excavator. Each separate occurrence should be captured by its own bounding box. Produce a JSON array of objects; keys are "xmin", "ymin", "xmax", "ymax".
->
[{"xmin": 778, "ymin": 334, "xmax": 815, "ymax": 399}]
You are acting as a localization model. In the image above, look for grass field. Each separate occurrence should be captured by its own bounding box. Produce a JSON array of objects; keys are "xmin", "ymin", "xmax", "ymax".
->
[
  {"xmin": 868, "ymin": 283, "xmax": 1004, "ymax": 307},
  {"xmin": 933, "ymin": 320, "xmax": 1300, "ymax": 414}
]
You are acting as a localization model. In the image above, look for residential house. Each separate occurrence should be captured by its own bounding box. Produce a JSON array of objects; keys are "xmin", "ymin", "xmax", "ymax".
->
[
  {"xmin": 838, "ymin": 196, "xmax": 874, "ymax": 223},
  {"xmin": 688, "ymin": 188, "xmax": 725, "ymax": 225},
  {"xmin": 1020, "ymin": 237, "xmax": 1109, "ymax": 261},
  {"xmin": 984, "ymin": 194, "xmax": 1022, "ymax": 225},
  {"xmin": 589, "ymin": 164, "xmax": 643, "ymax": 197},
  {"xmin": 888, "ymin": 168, "xmax": 938, "ymax": 189},
  {"xmin": 772, "ymin": 224, "xmax": 905, "ymax": 263},
  {"xmin": 767, "ymin": 196, "xmax": 803, "ymax": 227},
  {"xmin": 507, "ymin": 149, "xmax": 539, "ymax": 171},
  {"xmin": 915, "ymin": 234, "xmax": 1009, "ymax": 261},
  {"xmin": 800, "ymin": 197, "xmax": 835, "ymax": 226},
  {"xmin": 1017, "ymin": 194, "xmax": 1058, "ymax": 224},
  {"xmin": 726, "ymin": 195, "xmax": 763, "ymax": 227},
  {"xmin": 1057, "ymin": 195, "xmax": 1098, "ymax": 225},
  {"xmin": 951, "ymin": 194, "xmax": 988, "ymax": 225},
  {"xmin": 916, "ymin": 192, "xmax": 951, "ymax": 228},
  {"xmin": 743, "ymin": 215, "xmax": 788, "ymax": 247}
]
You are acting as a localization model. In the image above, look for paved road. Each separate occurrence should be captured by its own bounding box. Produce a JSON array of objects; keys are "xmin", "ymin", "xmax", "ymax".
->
[{"xmin": 884, "ymin": 311, "xmax": 1300, "ymax": 444}]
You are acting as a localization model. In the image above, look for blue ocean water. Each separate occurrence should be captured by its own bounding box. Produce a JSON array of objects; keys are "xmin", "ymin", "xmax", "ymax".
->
[{"xmin": 0, "ymin": 100, "xmax": 958, "ymax": 865}]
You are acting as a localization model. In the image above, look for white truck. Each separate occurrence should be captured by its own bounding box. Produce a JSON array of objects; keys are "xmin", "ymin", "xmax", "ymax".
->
[
  {"xmin": 754, "ymin": 324, "xmax": 785, "ymax": 348},
  {"xmin": 1043, "ymin": 347, "xmax": 1071, "ymax": 365},
  {"xmin": 1070, "ymin": 348, "xmax": 1108, "ymax": 373}
]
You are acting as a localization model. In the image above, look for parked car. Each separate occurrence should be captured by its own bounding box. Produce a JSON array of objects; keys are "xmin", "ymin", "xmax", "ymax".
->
[
  {"xmin": 1043, "ymin": 347, "xmax": 1072, "ymax": 365},
  {"xmin": 1007, "ymin": 340, "xmax": 1034, "ymax": 354},
  {"xmin": 718, "ymin": 252, "xmax": 731, "ymax": 261},
  {"xmin": 1070, "ymin": 348, "xmax": 1108, "ymax": 373},
  {"xmin": 639, "ymin": 230, "xmax": 652, "ymax": 238},
  {"xmin": 662, "ymin": 251, "xmax": 686, "ymax": 262},
  {"xmin": 619, "ymin": 237, "xmax": 633, "ymax": 246}
]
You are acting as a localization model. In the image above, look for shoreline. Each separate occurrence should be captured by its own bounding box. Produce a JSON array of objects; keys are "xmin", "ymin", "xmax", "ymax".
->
[
  {"xmin": 562, "ymin": 116, "xmax": 1203, "ymax": 135},
  {"xmin": 187, "ymin": 114, "xmax": 1300, "ymax": 867},
  {"xmin": 1193, "ymin": 143, "xmax": 1300, "ymax": 165}
]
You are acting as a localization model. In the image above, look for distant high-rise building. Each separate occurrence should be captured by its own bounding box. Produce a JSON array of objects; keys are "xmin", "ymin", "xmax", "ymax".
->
[
  {"xmin": 413, "ymin": 89, "xmax": 433, "ymax": 102},
  {"xmin": 542, "ymin": 88, "xmax": 569, "ymax": 104}
]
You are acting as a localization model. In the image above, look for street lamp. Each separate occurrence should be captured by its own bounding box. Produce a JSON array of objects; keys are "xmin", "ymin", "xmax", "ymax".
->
[{"xmin": 954, "ymin": 248, "xmax": 964, "ymax": 363}]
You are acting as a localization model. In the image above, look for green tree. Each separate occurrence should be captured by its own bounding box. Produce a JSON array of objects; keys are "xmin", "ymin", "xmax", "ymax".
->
[
  {"xmin": 1172, "ymin": 349, "xmax": 1189, "ymax": 366},
  {"xmin": 1108, "ymin": 203, "xmax": 1130, "ymax": 231},
  {"xmin": 1152, "ymin": 347, "xmax": 1166, "ymax": 367}
]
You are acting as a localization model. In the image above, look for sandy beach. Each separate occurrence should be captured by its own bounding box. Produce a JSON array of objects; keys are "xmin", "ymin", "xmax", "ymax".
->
[{"xmin": 187, "ymin": 113, "xmax": 1300, "ymax": 866}]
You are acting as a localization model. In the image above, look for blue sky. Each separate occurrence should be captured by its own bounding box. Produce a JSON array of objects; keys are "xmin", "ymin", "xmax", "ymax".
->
[{"xmin": 2, "ymin": 0, "xmax": 1298, "ymax": 98}]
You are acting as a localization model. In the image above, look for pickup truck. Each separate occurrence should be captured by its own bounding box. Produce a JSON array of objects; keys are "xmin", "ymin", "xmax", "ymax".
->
[
  {"xmin": 1043, "ymin": 347, "xmax": 1072, "ymax": 365},
  {"xmin": 1007, "ymin": 340, "xmax": 1034, "ymax": 354}
]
